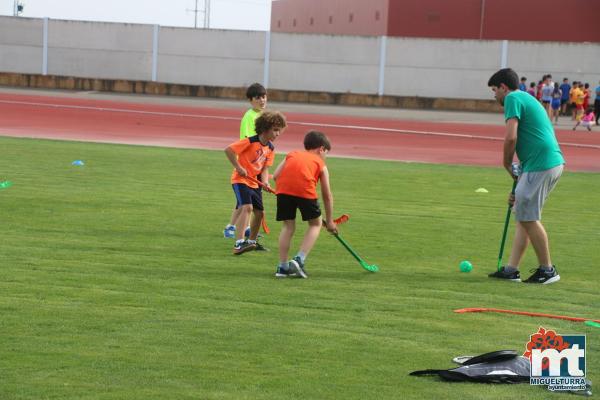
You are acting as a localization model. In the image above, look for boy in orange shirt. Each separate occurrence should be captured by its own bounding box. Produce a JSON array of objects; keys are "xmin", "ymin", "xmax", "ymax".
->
[
  {"xmin": 223, "ymin": 83, "xmax": 268, "ymax": 239},
  {"xmin": 273, "ymin": 131, "xmax": 337, "ymax": 278},
  {"xmin": 225, "ymin": 110, "xmax": 287, "ymax": 255}
]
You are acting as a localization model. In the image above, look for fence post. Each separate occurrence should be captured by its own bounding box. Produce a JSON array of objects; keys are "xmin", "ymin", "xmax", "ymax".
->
[
  {"xmin": 378, "ymin": 35, "xmax": 387, "ymax": 96},
  {"xmin": 501, "ymin": 39, "xmax": 508, "ymax": 68},
  {"xmin": 263, "ymin": 30, "xmax": 271, "ymax": 88},
  {"xmin": 152, "ymin": 24, "xmax": 160, "ymax": 82},
  {"xmin": 42, "ymin": 17, "xmax": 48, "ymax": 75}
]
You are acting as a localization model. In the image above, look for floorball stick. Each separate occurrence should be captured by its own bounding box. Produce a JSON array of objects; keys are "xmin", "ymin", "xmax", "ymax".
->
[
  {"xmin": 333, "ymin": 233, "xmax": 379, "ymax": 272},
  {"xmin": 245, "ymin": 175, "xmax": 273, "ymax": 233},
  {"xmin": 246, "ymin": 175, "xmax": 275, "ymax": 194},
  {"xmin": 454, "ymin": 307, "xmax": 600, "ymax": 324},
  {"xmin": 497, "ymin": 163, "xmax": 521, "ymax": 271},
  {"xmin": 497, "ymin": 180, "xmax": 517, "ymax": 271}
]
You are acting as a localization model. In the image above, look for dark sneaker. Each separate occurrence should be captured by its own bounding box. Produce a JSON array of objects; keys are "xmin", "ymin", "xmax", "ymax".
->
[
  {"xmin": 290, "ymin": 256, "xmax": 308, "ymax": 279},
  {"xmin": 254, "ymin": 242, "xmax": 269, "ymax": 252},
  {"xmin": 275, "ymin": 263, "xmax": 297, "ymax": 278},
  {"xmin": 488, "ymin": 267, "xmax": 521, "ymax": 282},
  {"xmin": 523, "ymin": 266, "xmax": 560, "ymax": 284},
  {"xmin": 233, "ymin": 240, "xmax": 256, "ymax": 255}
]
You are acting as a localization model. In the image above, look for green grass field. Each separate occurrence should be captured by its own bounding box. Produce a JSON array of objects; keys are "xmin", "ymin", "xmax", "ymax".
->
[{"xmin": 1, "ymin": 136, "xmax": 598, "ymax": 399}]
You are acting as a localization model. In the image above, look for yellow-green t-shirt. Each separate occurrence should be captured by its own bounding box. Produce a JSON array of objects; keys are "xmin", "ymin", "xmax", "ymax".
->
[{"xmin": 240, "ymin": 108, "xmax": 260, "ymax": 139}]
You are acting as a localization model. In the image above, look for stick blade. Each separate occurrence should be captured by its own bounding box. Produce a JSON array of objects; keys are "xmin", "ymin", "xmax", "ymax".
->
[
  {"xmin": 454, "ymin": 308, "xmax": 487, "ymax": 313},
  {"xmin": 362, "ymin": 263, "xmax": 379, "ymax": 272},
  {"xmin": 334, "ymin": 214, "xmax": 350, "ymax": 225}
]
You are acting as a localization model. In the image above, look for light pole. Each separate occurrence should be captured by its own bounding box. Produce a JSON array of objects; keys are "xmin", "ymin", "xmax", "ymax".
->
[
  {"xmin": 203, "ymin": 0, "xmax": 210, "ymax": 28},
  {"xmin": 187, "ymin": 0, "xmax": 210, "ymax": 29},
  {"xmin": 13, "ymin": 0, "xmax": 24, "ymax": 16}
]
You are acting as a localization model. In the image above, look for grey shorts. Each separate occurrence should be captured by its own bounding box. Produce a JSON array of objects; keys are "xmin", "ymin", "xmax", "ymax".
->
[{"xmin": 514, "ymin": 164, "xmax": 563, "ymax": 222}]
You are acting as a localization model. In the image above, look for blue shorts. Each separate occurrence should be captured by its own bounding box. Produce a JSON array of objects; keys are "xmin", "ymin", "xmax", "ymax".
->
[
  {"xmin": 551, "ymin": 99, "xmax": 561, "ymax": 110},
  {"xmin": 232, "ymin": 183, "xmax": 264, "ymax": 211}
]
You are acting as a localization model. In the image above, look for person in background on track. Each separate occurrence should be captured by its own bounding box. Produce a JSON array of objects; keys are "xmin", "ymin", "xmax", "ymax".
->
[
  {"xmin": 519, "ymin": 76, "xmax": 527, "ymax": 92},
  {"xmin": 541, "ymin": 75, "xmax": 555, "ymax": 118},
  {"xmin": 573, "ymin": 83, "xmax": 586, "ymax": 123},
  {"xmin": 527, "ymin": 82, "xmax": 537, "ymax": 97},
  {"xmin": 536, "ymin": 77, "xmax": 545, "ymax": 102},
  {"xmin": 594, "ymin": 80, "xmax": 600, "ymax": 126},
  {"xmin": 559, "ymin": 78, "xmax": 571, "ymax": 116},
  {"xmin": 582, "ymin": 82, "xmax": 591, "ymax": 111},
  {"xmin": 570, "ymin": 81, "xmax": 580, "ymax": 120},
  {"xmin": 573, "ymin": 107, "xmax": 595, "ymax": 131},
  {"xmin": 550, "ymin": 82, "xmax": 562, "ymax": 124}
]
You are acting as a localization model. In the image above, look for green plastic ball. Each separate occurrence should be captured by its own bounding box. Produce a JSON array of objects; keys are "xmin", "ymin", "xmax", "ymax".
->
[{"xmin": 459, "ymin": 260, "xmax": 473, "ymax": 272}]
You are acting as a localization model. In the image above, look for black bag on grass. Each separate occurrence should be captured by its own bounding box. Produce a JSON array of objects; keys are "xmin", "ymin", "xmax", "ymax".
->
[{"xmin": 410, "ymin": 350, "xmax": 530, "ymax": 384}]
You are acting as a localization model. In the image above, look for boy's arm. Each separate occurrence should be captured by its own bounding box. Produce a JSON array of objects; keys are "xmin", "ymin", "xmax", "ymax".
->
[
  {"xmin": 259, "ymin": 168, "xmax": 270, "ymax": 187},
  {"xmin": 273, "ymin": 159, "xmax": 286, "ymax": 181},
  {"xmin": 225, "ymin": 146, "xmax": 247, "ymax": 177},
  {"xmin": 319, "ymin": 167, "xmax": 337, "ymax": 233}
]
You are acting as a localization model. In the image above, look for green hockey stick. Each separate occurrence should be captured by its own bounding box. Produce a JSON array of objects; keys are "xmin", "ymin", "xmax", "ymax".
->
[
  {"xmin": 333, "ymin": 233, "xmax": 379, "ymax": 272},
  {"xmin": 497, "ymin": 163, "xmax": 521, "ymax": 271}
]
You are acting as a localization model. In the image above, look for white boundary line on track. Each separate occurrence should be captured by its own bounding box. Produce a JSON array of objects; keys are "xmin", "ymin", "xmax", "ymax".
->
[{"xmin": 2, "ymin": 99, "xmax": 599, "ymax": 150}]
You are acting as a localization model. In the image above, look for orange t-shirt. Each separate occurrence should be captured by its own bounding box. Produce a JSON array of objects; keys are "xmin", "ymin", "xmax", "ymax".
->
[
  {"xmin": 275, "ymin": 151, "xmax": 325, "ymax": 199},
  {"xmin": 229, "ymin": 135, "xmax": 274, "ymax": 188}
]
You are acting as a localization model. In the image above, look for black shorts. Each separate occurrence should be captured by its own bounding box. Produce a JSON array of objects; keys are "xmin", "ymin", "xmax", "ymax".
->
[
  {"xmin": 232, "ymin": 183, "xmax": 264, "ymax": 211},
  {"xmin": 276, "ymin": 194, "xmax": 321, "ymax": 221}
]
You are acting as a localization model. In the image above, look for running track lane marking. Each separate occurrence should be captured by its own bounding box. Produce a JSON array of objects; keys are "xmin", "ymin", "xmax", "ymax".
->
[{"xmin": 1, "ymin": 99, "xmax": 599, "ymax": 150}]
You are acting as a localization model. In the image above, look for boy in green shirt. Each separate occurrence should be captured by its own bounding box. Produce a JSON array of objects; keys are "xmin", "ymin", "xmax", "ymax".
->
[
  {"xmin": 239, "ymin": 83, "xmax": 267, "ymax": 139},
  {"xmin": 487, "ymin": 68, "xmax": 565, "ymax": 284},
  {"xmin": 224, "ymin": 83, "xmax": 268, "ymax": 240}
]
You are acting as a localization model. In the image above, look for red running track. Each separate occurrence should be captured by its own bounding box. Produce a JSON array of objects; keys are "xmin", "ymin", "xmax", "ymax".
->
[{"xmin": 1, "ymin": 92, "xmax": 599, "ymax": 172}]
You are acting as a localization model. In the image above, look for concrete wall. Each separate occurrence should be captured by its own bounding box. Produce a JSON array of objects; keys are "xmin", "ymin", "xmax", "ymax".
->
[
  {"xmin": 384, "ymin": 38, "xmax": 502, "ymax": 99},
  {"xmin": 508, "ymin": 41, "xmax": 600, "ymax": 90},
  {"xmin": 47, "ymin": 19, "xmax": 154, "ymax": 80},
  {"xmin": 269, "ymin": 33, "xmax": 380, "ymax": 93},
  {"xmin": 0, "ymin": 16, "xmax": 44, "ymax": 74},
  {"xmin": 1, "ymin": 16, "xmax": 599, "ymax": 104},
  {"xmin": 157, "ymin": 27, "xmax": 265, "ymax": 87}
]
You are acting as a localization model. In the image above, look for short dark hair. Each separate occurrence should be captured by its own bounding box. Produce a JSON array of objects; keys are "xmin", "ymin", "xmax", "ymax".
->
[
  {"xmin": 254, "ymin": 110, "xmax": 286, "ymax": 134},
  {"xmin": 246, "ymin": 83, "xmax": 266, "ymax": 100},
  {"xmin": 563, "ymin": 78, "xmax": 568, "ymax": 82},
  {"xmin": 304, "ymin": 131, "xmax": 331, "ymax": 151},
  {"xmin": 520, "ymin": 76, "xmax": 527, "ymax": 81},
  {"xmin": 488, "ymin": 68, "xmax": 519, "ymax": 90}
]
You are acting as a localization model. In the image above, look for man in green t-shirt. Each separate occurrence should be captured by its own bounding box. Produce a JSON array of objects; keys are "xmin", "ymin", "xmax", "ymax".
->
[{"xmin": 487, "ymin": 68, "xmax": 565, "ymax": 284}]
